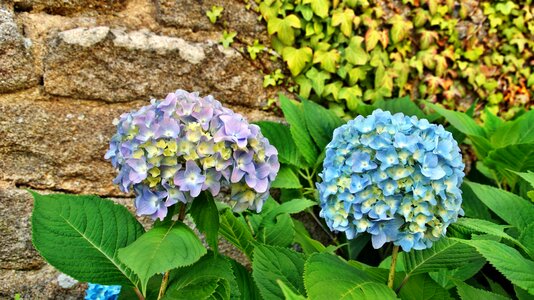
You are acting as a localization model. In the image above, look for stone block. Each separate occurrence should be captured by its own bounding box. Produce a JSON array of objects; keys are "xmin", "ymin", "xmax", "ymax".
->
[
  {"xmin": 43, "ymin": 26, "xmax": 274, "ymax": 108},
  {"xmin": 0, "ymin": 8, "xmax": 37, "ymax": 92}
]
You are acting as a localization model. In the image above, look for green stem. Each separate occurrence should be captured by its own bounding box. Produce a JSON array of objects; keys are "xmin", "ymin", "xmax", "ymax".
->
[{"xmin": 387, "ymin": 245, "xmax": 400, "ymax": 289}]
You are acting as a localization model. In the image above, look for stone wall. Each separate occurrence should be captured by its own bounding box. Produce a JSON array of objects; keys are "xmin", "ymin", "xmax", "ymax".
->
[{"xmin": 0, "ymin": 0, "xmax": 283, "ymax": 297}]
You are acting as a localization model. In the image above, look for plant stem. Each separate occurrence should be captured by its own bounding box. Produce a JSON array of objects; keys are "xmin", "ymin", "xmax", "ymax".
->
[
  {"xmin": 387, "ymin": 245, "xmax": 400, "ymax": 289},
  {"xmin": 157, "ymin": 271, "xmax": 170, "ymax": 300},
  {"xmin": 134, "ymin": 287, "xmax": 145, "ymax": 300},
  {"xmin": 395, "ymin": 275, "xmax": 410, "ymax": 294}
]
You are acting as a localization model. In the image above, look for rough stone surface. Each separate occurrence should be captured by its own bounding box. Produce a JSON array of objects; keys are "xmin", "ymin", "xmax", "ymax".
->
[
  {"xmin": 155, "ymin": 0, "xmax": 265, "ymax": 39},
  {"xmin": 43, "ymin": 26, "xmax": 276, "ymax": 107},
  {"xmin": 0, "ymin": 265, "xmax": 87, "ymax": 299},
  {"xmin": 0, "ymin": 181, "xmax": 43, "ymax": 271},
  {"xmin": 12, "ymin": 0, "xmax": 127, "ymax": 15},
  {"xmin": 0, "ymin": 7, "xmax": 37, "ymax": 92}
]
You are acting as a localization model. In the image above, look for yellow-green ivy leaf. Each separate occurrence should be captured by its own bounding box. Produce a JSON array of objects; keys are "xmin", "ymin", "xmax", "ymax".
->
[
  {"xmin": 348, "ymin": 67, "xmax": 367, "ymax": 85},
  {"xmin": 389, "ymin": 15, "xmax": 413, "ymax": 44},
  {"xmin": 339, "ymin": 86, "xmax": 362, "ymax": 111},
  {"xmin": 365, "ymin": 28, "xmax": 381, "ymax": 52},
  {"xmin": 295, "ymin": 75, "xmax": 312, "ymax": 99},
  {"xmin": 312, "ymin": 49, "xmax": 340, "ymax": 73},
  {"xmin": 331, "ymin": 8, "xmax": 355, "ymax": 37},
  {"xmin": 345, "ymin": 36, "xmax": 369, "ymax": 65},
  {"xmin": 267, "ymin": 15, "xmax": 302, "ymax": 45},
  {"xmin": 323, "ymin": 81, "xmax": 343, "ymax": 100},
  {"xmin": 306, "ymin": 67, "xmax": 331, "ymax": 96},
  {"xmin": 303, "ymin": 0, "xmax": 330, "ymax": 18},
  {"xmin": 463, "ymin": 46, "xmax": 485, "ymax": 62},
  {"xmin": 435, "ymin": 55, "xmax": 448, "ymax": 77},
  {"xmin": 419, "ymin": 30, "xmax": 438, "ymax": 49},
  {"xmin": 282, "ymin": 47, "xmax": 313, "ymax": 76}
]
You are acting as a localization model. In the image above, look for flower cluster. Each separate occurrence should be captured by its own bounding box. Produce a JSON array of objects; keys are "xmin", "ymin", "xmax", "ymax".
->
[
  {"xmin": 317, "ymin": 109, "xmax": 464, "ymax": 252},
  {"xmin": 105, "ymin": 90, "xmax": 279, "ymax": 220},
  {"xmin": 85, "ymin": 284, "xmax": 121, "ymax": 300}
]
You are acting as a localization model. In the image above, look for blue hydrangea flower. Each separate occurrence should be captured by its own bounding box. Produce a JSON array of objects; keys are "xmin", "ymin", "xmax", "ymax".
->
[
  {"xmin": 85, "ymin": 283, "xmax": 121, "ymax": 300},
  {"xmin": 105, "ymin": 90, "xmax": 279, "ymax": 219},
  {"xmin": 317, "ymin": 109, "xmax": 464, "ymax": 252}
]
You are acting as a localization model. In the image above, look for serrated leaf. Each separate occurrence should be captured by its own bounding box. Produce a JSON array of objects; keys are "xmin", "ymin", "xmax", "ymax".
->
[
  {"xmin": 452, "ymin": 218, "xmax": 529, "ymax": 255},
  {"xmin": 484, "ymin": 144, "xmax": 534, "ymax": 187},
  {"xmin": 282, "ymin": 47, "xmax": 313, "ymax": 76},
  {"xmin": 458, "ymin": 239, "xmax": 534, "ymax": 295},
  {"xmin": 425, "ymin": 102, "xmax": 486, "ymax": 137},
  {"xmin": 31, "ymin": 192, "xmax": 144, "ymax": 286},
  {"xmin": 429, "ymin": 259, "xmax": 486, "ymax": 290},
  {"xmin": 345, "ymin": 36, "xmax": 369, "ymax": 65},
  {"xmin": 490, "ymin": 110, "xmax": 534, "ymax": 148},
  {"xmin": 304, "ymin": 253, "xmax": 397, "ymax": 299},
  {"xmin": 258, "ymin": 213, "xmax": 295, "ymax": 247},
  {"xmin": 264, "ymin": 198, "xmax": 316, "ymax": 220},
  {"xmin": 312, "ymin": 49, "xmax": 340, "ymax": 73},
  {"xmin": 219, "ymin": 208, "xmax": 255, "ymax": 259},
  {"xmin": 332, "ymin": 8, "xmax": 355, "ymax": 37},
  {"xmin": 456, "ymin": 281, "xmax": 510, "ymax": 300},
  {"xmin": 164, "ymin": 253, "xmax": 238, "ymax": 300},
  {"xmin": 403, "ymin": 237, "xmax": 481, "ymax": 276},
  {"xmin": 252, "ymin": 244, "xmax": 306, "ymax": 300},
  {"xmin": 465, "ymin": 182, "xmax": 534, "ymax": 231},
  {"xmin": 271, "ymin": 166, "xmax": 302, "ymax": 189},
  {"xmin": 190, "ymin": 192, "xmax": 219, "ymax": 253},
  {"xmin": 279, "ymin": 95, "xmax": 318, "ymax": 166},
  {"xmin": 256, "ymin": 121, "xmax": 304, "ymax": 168},
  {"xmin": 301, "ymin": 98, "xmax": 344, "ymax": 149},
  {"xmin": 399, "ymin": 274, "xmax": 452, "ymax": 300},
  {"xmin": 118, "ymin": 222, "xmax": 206, "ymax": 294},
  {"xmin": 277, "ymin": 280, "xmax": 306, "ymax": 299},
  {"xmin": 230, "ymin": 259, "xmax": 262, "ymax": 300},
  {"xmin": 339, "ymin": 86, "xmax": 363, "ymax": 111}
]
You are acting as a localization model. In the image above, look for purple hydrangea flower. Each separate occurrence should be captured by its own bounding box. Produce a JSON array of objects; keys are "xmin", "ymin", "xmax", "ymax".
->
[
  {"xmin": 105, "ymin": 90, "xmax": 279, "ymax": 219},
  {"xmin": 317, "ymin": 109, "xmax": 464, "ymax": 252}
]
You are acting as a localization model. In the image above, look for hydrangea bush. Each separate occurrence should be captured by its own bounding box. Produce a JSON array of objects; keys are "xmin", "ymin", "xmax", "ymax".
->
[
  {"xmin": 317, "ymin": 109, "xmax": 465, "ymax": 251},
  {"xmin": 105, "ymin": 90, "xmax": 279, "ymax": 219}
]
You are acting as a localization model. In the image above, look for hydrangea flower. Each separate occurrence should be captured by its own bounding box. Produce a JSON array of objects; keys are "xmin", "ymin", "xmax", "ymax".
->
[
  {"xmin": 106, "ymin": 90, "xmax": 279, "ymax": 219},
  {"xmin": 85, "ymin": 283, "xmax": 121, "ymax": 300},
  {"xmin": 317, "ymin": 109, "xmax": 464, "ymax": 252}
]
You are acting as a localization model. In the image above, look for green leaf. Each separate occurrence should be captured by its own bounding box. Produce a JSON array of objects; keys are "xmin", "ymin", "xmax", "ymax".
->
[
  {"xmin": 374, "ymin": 97, "xmax": 425, "ymax": 119},
  {"xmin": 425, "ymin": 102, "xmax": 485, "ymax": 137},
  {"xmin": 339, "ymin": 86, "xmax": 363, "ymax": 111},
  {"xmin": 219, "ymin": 208, "xmax": 255, "ymax": 259},
  {"xmin": 282, "ymin": 47, "xmax": 313, "ymax": 76},
  {"xmin": 252, "ymin": 244, "xmax": 306, "ymax": 300},
  {"xmin": 332, "ymin": 8, "xmax": 355, "ymax": 37},
  {"xmin": 429, "ymin": 259, "xmax": 486, "ymax": 290},
  {"xmin": 304, "ymin": 253, "xmax": 397, "ymax": 299},
  {"xmin": 398, "ymin": 274, "xmax": 452, "ymax": 300},
  {"xmin": 306, "ymin": 0, "xmax": 329, "ymax": 18},
  {"xmin": 365, "ymin": 28, "xmax": 381, "ymax": 51},
  {"xmin": 230, "ymin": 259, "xmax": 262, "ymax": 300},
  {"xmin": 30, "ymin": 192, "xmax": 144, "ymax": 286},
  {"xmin": 190, "ymin": 192, "xmax": 219, "ymax": 253},
  {"xmin": 345, "ymin": 36, "xmax": 369, "ymax": 65},
  {"xmin": 258, "ymin": 213, "xmax": 295, "ymax": 247},
  {"xmin": 403, "ymin": 237, "xmax": 481, "ymax": 276},
  {"xmin": 206, "ymin": 5, "xmax": 224, "ymax": 24},
  {"xmin": 513, "ymin": 171, "xmax": 534, "ymax": 190},
  {"xmin": 277, "ymin": 280, "xmax": 307, "ymax": 299},
  {"xmin": 452, "ymin": 218, "xmax": 529, "ymax": 255},
  {"xmin": 490, "ymin": 111, "xmax": 534, "ymax": 148},
  {"xmin": 301, "ymin": 98, "xmax": 344, "ymax": 150},
  {"xmin": 389, "ymin": 15, "xmax": 413, "ymax": 44},
  {"xmin": 256, "ymin": 121, "xmax": 304, "ymax": 168},
  {"xmin": 272, "ymin": 166, "xmax": 302, "ymax": 189},
  {"xmin": 279, "ymin": 95, "xmax": 318, "ymax": 165},
  {"xmin": 306, "ymin": 67, "xmax": 331, "ymax": 96},
  {"xmin": 293, "ymin": 220, "xmax": 327, "ymax": 255},
  {"xmin": 312, "ymin": 49, "xmax": 340, "ymax": 73},
  {"xmin": 118, "ymin": 222, "xmax": 206, "ymax": 294},
  {"xmin": 457, "ymin": 239, "xmax": 534, "ymax": 295},
  {"xmin": 267, "ymin": 15, "xmax": 301, "ymax": 45},
  {"xmin": 465, "ymin": 182, "xmax": 534, "ymax": 231},
  {"xmin": 164, "ymin": 253, "xmax": 238, "ymax": 300},
  {"xmin": 456, "ymin": 281, "xmax": 510, "ymax": 300},
  {"xmin": 220, "ymin": 31, "xmax": 237, "ymax": 48},
  {"xmin": 264, "ymin": 198, "xmax": 316, "ymax": 220}
]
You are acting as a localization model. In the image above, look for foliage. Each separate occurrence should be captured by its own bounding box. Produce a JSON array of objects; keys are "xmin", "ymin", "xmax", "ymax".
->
[
  {"xmin": 254, "ymin": 0, "xmax": 533, "ymax": 117},
  {"xmin": 30, "ymin": 92, "xmax": 534, "ymax": 300}
]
